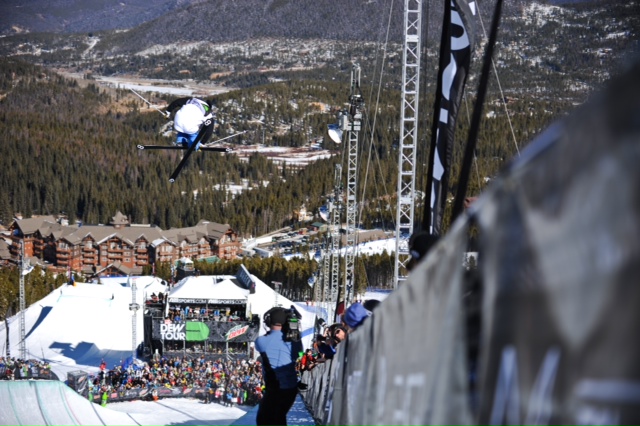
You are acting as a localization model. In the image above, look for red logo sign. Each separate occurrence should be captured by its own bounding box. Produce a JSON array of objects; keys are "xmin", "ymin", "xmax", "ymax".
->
[{"xmin": 225, "ymin": 325, "xmax": 249, "ymax": 341}]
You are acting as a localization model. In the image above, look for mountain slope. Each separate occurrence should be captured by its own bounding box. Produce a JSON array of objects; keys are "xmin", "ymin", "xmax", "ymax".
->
[{"xmin": 0, "ymin": 0, "xmax": 204, "ymax": 35}]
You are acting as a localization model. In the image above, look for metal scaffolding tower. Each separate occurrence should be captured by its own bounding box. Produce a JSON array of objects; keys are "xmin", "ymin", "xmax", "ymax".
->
[
  {"xmin": 19, "ymin": 241, "xmax": 26, "ymax": 360},
  {"xmin": 320, "ymin": 64, "xmax": 364, "ymax": 316},
  {"xmin": 129, "ymin": 276, "xmax": 140, "ymax": 360},
  {"xmin": 328, "ymin": 164, "xmax": 343, "ymax": 322},
  {"xmin": 395, "ymin": 0, "xmax": 422, "ymax": 288},
  {"xmin": 343, "ymin": 64, "xmax": 364, "ymax": 305}
]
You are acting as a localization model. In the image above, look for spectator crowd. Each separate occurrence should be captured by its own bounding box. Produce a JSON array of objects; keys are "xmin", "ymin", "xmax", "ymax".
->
[
  {"xmin": 90, "ymin": 355, "xmax": 265, "ymax": 406},
  {"xmin": 0, "ymin": 357, "xmax": 55, "ymax": 380},
  {"xmin": 1, "ymin": 298, "xmax": 382, "ymax": 410}
]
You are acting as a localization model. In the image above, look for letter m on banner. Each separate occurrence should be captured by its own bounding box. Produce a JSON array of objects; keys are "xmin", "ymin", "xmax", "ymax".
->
[{"xmin": 425, "ymin": 0, "xmax": 477, "ymax": 235}]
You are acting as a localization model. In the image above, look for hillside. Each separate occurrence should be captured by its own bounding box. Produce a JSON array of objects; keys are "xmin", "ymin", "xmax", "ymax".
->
[
  {"xmin": 0, "ymin": 0, "xmax": 204, "ymax": 35},
  {"xmin": 0, "ymin": 0, "xmax": 637, "ymax": 236},
  {"xmin": 0, "ymin": 1, "xmax": 637, "ymax": 100}
]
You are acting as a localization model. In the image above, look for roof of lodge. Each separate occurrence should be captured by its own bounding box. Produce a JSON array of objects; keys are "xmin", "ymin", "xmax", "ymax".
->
[{"xmin": 10, "ymin": 212, "xmax": 236, "ymax": 247}]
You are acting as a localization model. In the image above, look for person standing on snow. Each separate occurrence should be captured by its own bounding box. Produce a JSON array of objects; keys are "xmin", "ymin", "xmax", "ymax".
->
[
  {"xmin": 164, "ymin": 97, "xmax": 215, "ymax": 151},
  {"xmin": 101, "ymin": 388, "xmax": 109, "ymax": 407},
  {"xmin": 254, "ymin": 307, "xmax": 304, "ymax": 426}
]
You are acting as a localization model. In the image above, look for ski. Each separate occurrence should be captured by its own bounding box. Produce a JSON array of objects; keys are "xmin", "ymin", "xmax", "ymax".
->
[
  {"xmin": 169, "ymin": 142, "xmax": 199, "ymax": 183},
  {"xmin": 137, "ymin": 144, "xmax": 232, "ymax": 153}
]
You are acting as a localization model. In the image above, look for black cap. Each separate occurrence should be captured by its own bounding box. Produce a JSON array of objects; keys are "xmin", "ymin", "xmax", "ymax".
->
[{"xmin": 268, "ymin": 308, "xmax": 288, "ymax": 326}]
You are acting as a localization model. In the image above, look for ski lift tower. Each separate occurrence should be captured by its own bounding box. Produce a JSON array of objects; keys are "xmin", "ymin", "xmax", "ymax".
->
[{"xmin": 395, "ymin": 0, "xmax": 422, "ymax": 288}]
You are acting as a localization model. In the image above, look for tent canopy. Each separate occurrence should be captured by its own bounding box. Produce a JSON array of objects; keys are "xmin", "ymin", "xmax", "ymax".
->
[{"xmin": 168, "ymin": 275, "xmax": 249, "ymax": 304}]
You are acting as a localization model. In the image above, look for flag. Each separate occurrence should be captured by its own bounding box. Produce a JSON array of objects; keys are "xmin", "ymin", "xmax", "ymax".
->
[{"xmin": 425, "ymin": 0, "xmax": 477, "ymax": 235}]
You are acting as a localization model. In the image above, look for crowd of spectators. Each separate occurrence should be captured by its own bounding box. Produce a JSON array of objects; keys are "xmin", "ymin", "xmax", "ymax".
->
[
  {"xmin": 298, "ymin": 299, "xmax": 381, "ymax": 371},
  {"xmin": 90, "ymin": 355, "xmax": 264, "ymax": 406},
  {"xmin": 3, "ymin": 299, "xmax": 383, "ymax": 409},
  {"xmin": 0, "ymin": 357, "xmax": 55, "ymax": 380},
  {"xmin": 165, "ymin": 305, "xmax": 247, "ymax": 323}
]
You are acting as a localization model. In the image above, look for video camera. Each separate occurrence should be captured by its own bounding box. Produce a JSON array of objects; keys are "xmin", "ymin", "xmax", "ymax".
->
[{"xmin": 263, "ymin": 305, "xmax": 302, "ymax": 342}]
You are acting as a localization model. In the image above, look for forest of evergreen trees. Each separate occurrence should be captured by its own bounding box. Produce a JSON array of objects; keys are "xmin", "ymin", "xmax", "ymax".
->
[
  {"xmin": 0, "ymin": 57, "xmax": 571, "ymax": 232},
  {"xmin": 0, "ymin": 54, "xmax": 576, "ymax": 320}
]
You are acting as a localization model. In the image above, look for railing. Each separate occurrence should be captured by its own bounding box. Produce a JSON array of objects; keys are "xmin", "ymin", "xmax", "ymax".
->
[{"xmin": 301, "ymin": 60, "xmax": 640, "ymax": 425}]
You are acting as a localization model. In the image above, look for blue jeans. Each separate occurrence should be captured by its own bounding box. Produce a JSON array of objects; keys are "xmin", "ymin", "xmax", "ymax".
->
[{"xmin": 175, "ymin": 132, "xmax": 200, "ymax": 150}]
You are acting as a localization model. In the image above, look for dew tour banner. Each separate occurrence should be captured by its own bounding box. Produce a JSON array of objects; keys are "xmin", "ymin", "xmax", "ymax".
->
[
  {"xmin": 425, "ymin": 0, "xmax": 477, "ymax": 235},
  {"xmin": 154, "ymin": 320, "xmax": 258, "ymax": 343}
]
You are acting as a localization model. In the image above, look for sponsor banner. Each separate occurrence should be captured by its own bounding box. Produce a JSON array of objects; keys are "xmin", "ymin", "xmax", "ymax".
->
[
  {"xmin": 473, "ymin": 60, "xmax": 640, "ymax": 424},
  {"xmin": 236, "ymin": 264, "xmax": 254, "ymax": 289},
  {"xmin": 426, "ymin": 0, "xmax": 477, "ymax": 235},
  {"xmin": 90, "ymin": 386, "xmax": 199, "ymax": 403},
  {"xmin": 225, "ymin": 324, "xmax": 250, "ymax": 341},
  {"xmin": 154, "ymin": 320, "xmax": 259, "ymax": 343},
  {"xmin": 170, "ymin": 298, "xmax": 245, "ymax": 305}
]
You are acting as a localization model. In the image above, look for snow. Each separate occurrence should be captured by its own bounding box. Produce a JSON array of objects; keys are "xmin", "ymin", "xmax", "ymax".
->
[
  {"xmin": 227, "ymin": 144, "xmax": 337, "ymax": 167},
  {"xmin": 108, "ymin": 394, "xmax": 313, "ymax": 425},
  {"xmin": 0, "ymin": 379, "xmax": 313, "ymax": 425},
  {"xmin": 0, "ymin": 271, "xmax": 318, "ymax": 425},
  {"xmin": 0, "ymin": 273, "xmax": 318, "ymax": 379},
  {"xmin": 0, "ymin": 234, "xmax": 400, "ymax": 424},
  {"xmin": 108, "ymin": 397, "xmax": 251, "ymax": 425}
]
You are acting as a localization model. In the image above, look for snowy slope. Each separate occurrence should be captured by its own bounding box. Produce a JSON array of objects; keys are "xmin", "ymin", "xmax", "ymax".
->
[{"xmin": 0, "ymin": 274, "xmax": 318, "ymax": 379}]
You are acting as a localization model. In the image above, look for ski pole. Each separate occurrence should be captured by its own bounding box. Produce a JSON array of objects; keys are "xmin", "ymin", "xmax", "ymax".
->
[
  {"xmin": 129, "ymin": 88, "xmax": 170, "ymax": 117},
  {"xmin": 203, "ymin": 131, "xmax": 248, "ymax": 147}
]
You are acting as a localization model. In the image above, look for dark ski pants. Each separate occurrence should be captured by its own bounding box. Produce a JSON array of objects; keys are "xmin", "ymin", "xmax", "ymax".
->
[{"xmin": 256, "ymin": 387, "xmax": 298, "ymax": 426}]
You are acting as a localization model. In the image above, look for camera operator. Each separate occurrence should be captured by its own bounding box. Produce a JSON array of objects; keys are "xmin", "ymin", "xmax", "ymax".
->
[{"xmin": 255, "ymin": 307, "xmax": 304, "ymax": 426}]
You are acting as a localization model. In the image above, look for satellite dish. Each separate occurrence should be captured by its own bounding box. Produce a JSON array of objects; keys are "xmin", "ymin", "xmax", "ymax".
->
[
  {"xmin": 319, "ymin": 205, "xmax": 330, "ymax": 221},
  {"xmin": 328, "ymin": 124, "xmax": 343, "ymax": 144}
]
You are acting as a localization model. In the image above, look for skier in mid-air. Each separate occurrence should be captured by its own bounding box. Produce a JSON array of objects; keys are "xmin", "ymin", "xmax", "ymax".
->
[{"xmin": 164, "ymin": 97, "xmax": 216, "ymax": 151}]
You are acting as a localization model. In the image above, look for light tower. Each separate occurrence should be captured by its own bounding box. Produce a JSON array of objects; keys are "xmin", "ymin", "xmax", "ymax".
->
[
  {"xmin": 330, "ymin": 64, "xmax": 364, "ymax": 307},
  {"xmin": 395, "ymin": 0, "xmax": 422, "ymax": 288},
  {"xmin": 344, "ymin": 64, "xmax": 364, "ymax": 306}
]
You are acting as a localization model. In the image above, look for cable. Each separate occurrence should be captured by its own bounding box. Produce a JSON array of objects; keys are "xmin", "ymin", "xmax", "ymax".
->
[
  {"xmin": 358, "ymin": 0, "xmax": 396, "ymax": 234},
  {"xmin": 475, "ymin": 0, "xmax": 520, "ymax": 156}
]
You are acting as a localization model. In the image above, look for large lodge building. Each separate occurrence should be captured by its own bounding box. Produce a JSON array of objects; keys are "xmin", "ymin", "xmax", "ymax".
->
[{"xmin": 6, "ymin": 212, "xmax": 241, "ymax": 276}]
